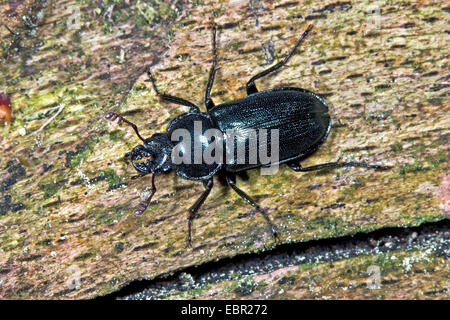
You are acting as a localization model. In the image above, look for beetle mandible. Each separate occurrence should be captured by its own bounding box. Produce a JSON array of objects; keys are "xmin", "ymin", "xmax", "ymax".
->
[{"xmin": 105, "ymin": 24, "xmax": 388, "ymax": 245}]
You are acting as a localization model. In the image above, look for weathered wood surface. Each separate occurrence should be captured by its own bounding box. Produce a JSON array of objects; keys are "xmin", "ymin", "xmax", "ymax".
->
[{"xmin": 0, "ymin": 0, "xmax": 448, "ymax": 299}]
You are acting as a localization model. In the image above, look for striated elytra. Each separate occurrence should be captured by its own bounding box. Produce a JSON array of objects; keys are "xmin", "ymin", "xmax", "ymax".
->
[{"xmin": 106, "ymin": 23, "xmax": 388, "ymax": 245}]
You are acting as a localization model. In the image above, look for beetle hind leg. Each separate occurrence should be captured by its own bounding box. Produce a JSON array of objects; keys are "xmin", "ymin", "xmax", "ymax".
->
[
  {"xmin": 225, "ymin": 174, "xmax": 278, "ymax": 239},
  {"xmin": 187, "ymin": 179, "xmax": 214, "ymax": 246},
  {"xmin": 288, "ymin": 161, "xmax": 390, "ymax": 172},
  {"xmin": 245, "ymin": 24, "xmax": 313, "ymax": 95}
]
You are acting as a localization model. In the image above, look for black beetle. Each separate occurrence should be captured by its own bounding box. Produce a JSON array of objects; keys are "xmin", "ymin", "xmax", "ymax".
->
[{"xmin": 106, "ymin": 24, "xmax": 388, "ymax": 244}]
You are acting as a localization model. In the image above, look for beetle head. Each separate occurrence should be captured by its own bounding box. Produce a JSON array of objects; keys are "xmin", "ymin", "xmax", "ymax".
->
[{"xmin": 125, "ymin": 133, "xmax": 174, "ymax": 174}]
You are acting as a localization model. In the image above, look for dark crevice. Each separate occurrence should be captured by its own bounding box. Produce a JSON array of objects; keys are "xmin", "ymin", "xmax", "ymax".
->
[{"xmin": 100, "ymin": 219, "xmax": 449, "ymax": 300}]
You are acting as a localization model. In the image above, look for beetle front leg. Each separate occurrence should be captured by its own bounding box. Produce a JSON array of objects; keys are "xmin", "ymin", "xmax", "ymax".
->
[
  {"xmin": 245, "ymin": 25, "xmax": 313, "ymax": 95},
  {"xmin": 147, "ymin": 69, "xmax": 200, "ymax": 113},
  {"xmin": 205, "ymin": 25, "xmax": 218, "ymax": 112},
  {"xmin": 288, "ymin": 161, "xmax": 390, "ymax": 172},
  {"xmin": 187, "ymin": 179, "xmax": 214, "ymax": 246},
  {"xmin": 225, "ymin": 174, "xmax": 278, "ymax": 239}
]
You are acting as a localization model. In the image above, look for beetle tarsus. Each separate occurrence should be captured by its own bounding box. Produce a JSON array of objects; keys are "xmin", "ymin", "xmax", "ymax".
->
[
  {"xmin": 186, "ymin": 179, "xmax": 214, "ymax": 245},
  {"xmin": 225, "ymin": 174, "xmax": 278, "ymax": 239},
  {"xmin": 205, "ymin": 24, "xmax": 218, "ymax": 111},
  {"xmin": 245, "ymin": 24, "xmax": 313, "ymax": 95},
  {"xmin": 131, "ymin": 173, "xmax": 148, "ymax": 180},
  {"xmin": 146, "ymin": 68, "xmax": 200, "ymax": 113},
  {"xmin": 288, "ymin": 161, "xmax": 390, "ymax": 172},
  {"xmin": 272, "ymin": 227, "xmax": 280, "ymax": 243}
]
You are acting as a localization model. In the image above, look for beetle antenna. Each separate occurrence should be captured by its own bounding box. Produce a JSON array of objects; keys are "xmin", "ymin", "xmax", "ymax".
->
[
  {"xmin": 105, "ymin": 112, "xmax": 146, "ymax": 142},
  {"xmin": 134, "ymin": 174, "xmax": 156, "ymax": 215}
]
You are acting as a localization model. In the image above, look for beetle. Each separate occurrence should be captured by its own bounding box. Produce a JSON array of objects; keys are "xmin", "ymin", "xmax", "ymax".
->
[{"xmin": 106, "ymin": 24, "xmax": 388, "ymax": 244}]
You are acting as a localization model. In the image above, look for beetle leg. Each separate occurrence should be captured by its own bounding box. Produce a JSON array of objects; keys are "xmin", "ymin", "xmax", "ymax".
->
[
  {"xmin": 131, "ymin": 172, "xmax": 148, "ymax": 180},
  {"xmin": 245, "ymin": 24, "xmax": 313, "ymax": 95},
  {"xmin": 147, "ymin": 69, "xmax": 200, "ymax": 113},
  {"xmin": 187, "ymin": 179, "xmax": 214, "ymax": 246},
  {"xmin": 288, "ymin": 161, "xmax": 390, "ymax": 172},
  {"xmin": 205, "ymin": 25, "xmax": 217, "ymax": 112},
  {"xmin": 225, "ymin": 174, "xmax": 278, "ymax": 239}
]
